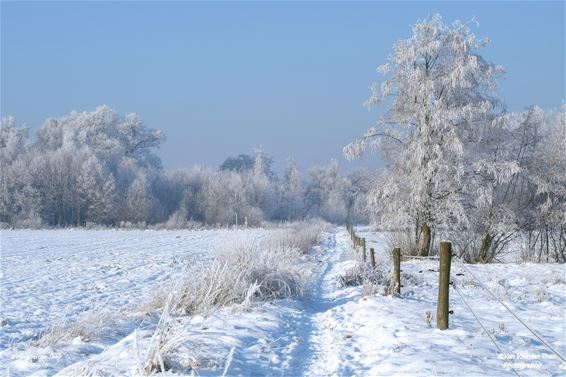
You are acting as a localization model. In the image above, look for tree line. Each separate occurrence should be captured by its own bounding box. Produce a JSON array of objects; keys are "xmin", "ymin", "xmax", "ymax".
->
[{"xmin": 0, "ymin": 106, "xmax": 369, "ymax": 228}]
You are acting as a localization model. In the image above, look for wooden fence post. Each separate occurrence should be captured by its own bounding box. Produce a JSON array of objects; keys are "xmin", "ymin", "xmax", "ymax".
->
[
  {"xmin": 393, "ymin": 248, "xmax": 401, "ymax": 295},
  {"xmin": 370, "ymin": 248, "xmax": 376, "ymax": 269},
  {"xmin": 437, "ymin": 241, "xmax": 452, "ymax": 330},
  {"xmin": 362, "ymin": 238, "xmax": 367, "ymax": 262}
]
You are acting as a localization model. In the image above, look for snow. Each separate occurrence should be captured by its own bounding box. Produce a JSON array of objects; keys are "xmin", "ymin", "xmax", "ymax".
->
[
  {"xmin": 1, "ymin": 227, "xmax": 564, "ymax": 376},
  {"xmin": 0, "ymin": 228, "xmax": 271, "ymax": 376}
]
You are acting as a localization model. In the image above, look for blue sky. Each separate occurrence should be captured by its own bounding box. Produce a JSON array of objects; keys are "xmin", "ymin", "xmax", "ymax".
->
[{"xmin": 2, "ymin": 1, "xmax": 564, "ymax": 172}]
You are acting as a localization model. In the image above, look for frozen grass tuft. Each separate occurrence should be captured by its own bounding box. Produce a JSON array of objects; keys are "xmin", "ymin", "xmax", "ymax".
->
[
  {"xmin": 339, "ymin": 262, "xmax": 390, "ymax": 296},
  {"xmin": 34, "ymin": 308, "xmax": 126, "ymax": 347},
  {"xmin": 268, "ymin": 219, "xmax": 331, "ymax": 254},
  {"xmin": 341, "ymin": 235, "xmax": 392, "ymax": 296},
  {"xmin": 174, "ymin": 220, "xmax": 327, "ymax": 315},
  {"xmin": 143, "ymin": 294, "xmax": 180, "ymax": 375},
  {"xmin": 339, "ymin": 265, "xmax": 366, "ymax": 287}
]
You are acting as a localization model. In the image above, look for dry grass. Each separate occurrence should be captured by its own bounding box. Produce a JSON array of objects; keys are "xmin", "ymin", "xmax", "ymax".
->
[
  {"xmin": 342, "ymin": 232, "xmax": 392, "ymax": 296},
  {"xmin": 174, "ymin": 221, "xmax": 326, "ymax": 315},
  {"xmin": 269, "ymin": 219, "xmax": 331, "ymax": 253},
  {"xmin": 34, "ymin": 308, "xmax": 125, "ymax": 347}
]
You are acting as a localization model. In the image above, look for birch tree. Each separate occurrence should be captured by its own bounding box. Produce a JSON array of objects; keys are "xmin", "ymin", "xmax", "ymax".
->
[{"xmin": 344, "ymin": 14, "xmax": 504, "ymax": 255}]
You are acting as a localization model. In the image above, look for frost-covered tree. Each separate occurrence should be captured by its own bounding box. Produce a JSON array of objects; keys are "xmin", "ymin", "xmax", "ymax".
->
[
  {"xmin": 77, "ymin": 154, "xmax": 117, "ymax": 225},
  {"xmin": 344, "ymin": 14, "xmax": 504, "ymax": 255},
  {"xmin": 123, "ymin": 172, "xmax": 153, "ymax": 224},
  {"xmin": 306, "ymin": 160, "xmax": 349, "ymax": 223},
  {"xmin": 247, "ymin": 147, "xmax": 277, "ymax": 219},
  {"xmin": 281, "ymin": 157, "xmax": 305, "ymax": 219},
  {"xmin": 511, "ymin": 106, "xmax": 566, "ymax": 262},
  {"xmin": 1, "ymin": 107, "xmax": 380, "ymax": 228},
  {"xmin": 0, "ymin": 118, "xmax": 42, "ymax": 226},
  {"xmin": 1, "ymin": 106, "xmax": 166, "ymax": 227},
  {"xmin": 460, "ymin": 112, "xmax": 519, "ymax": 262},
  {"xmin": 458, "ymin": 106, "xmax": 565, "ymax": 263},
  {"xmin": 0, "ymin": 117, "xmax": 29, "ymax": 163},
  {"xmin": 203, "ymin": 169, "xmax": 264, "ymax": 226},
  {"xmin": 345, "ymin": 170, "xmax": 371, "ymax": 224}
]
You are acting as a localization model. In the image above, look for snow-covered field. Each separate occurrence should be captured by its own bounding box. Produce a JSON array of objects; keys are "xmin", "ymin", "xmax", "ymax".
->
[
  {"xmin": 0, "ymin": 228, "xmax": 272, "ymax": 376},
  {"xmin": 1, "ymin": 227, "xmax": 564, "ymax": 376}
]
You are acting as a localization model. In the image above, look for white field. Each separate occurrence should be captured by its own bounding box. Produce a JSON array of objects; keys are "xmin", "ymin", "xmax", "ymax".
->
[
  {"xmin": 1, "ymin": 227, "xmax": 565, "ymax": 376},
  {"xmin": 0, "ymin": 228, "xmax": 272, "ymax": 375}
]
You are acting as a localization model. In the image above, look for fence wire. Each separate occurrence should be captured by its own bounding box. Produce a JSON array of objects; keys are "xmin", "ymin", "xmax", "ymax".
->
[
  {"xmin": 451, "ymin": 281, "xmax": 521, "ymax": 377},
  {"xmin": 454, "ymin": 257, "xmax": 566, "ymax": 364}
]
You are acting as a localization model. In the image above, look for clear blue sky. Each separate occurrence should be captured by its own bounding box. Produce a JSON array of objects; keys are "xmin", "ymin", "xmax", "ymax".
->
[{"xmin": 2, "ymin": 1, "xmax": 564, "ymax": 173}]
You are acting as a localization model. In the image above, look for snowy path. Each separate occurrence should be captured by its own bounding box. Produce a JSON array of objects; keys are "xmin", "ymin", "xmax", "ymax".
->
[
  {"xmin": 194, "ymin": 227, "xmax": 364, "ymax": 377},
  {"xmin": 284, "ymin": 227, "xmax": 363, "ymax": 376}
]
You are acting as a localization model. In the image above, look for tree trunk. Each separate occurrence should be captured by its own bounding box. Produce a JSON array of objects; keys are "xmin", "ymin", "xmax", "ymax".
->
[
  {"xmin": 479, "ymin": 233, "xmax": 491, "ymax": 263},
  {"xmin": 75, "ymin": 200, "xmax": 81, "ymax": 227},
  {"xmin": 420, "ymin": 222, "xmax": 431, "ymax": 256},
  {"xmin": 415, "ymin": 218, "xmax": 420, "ymax": 247},
  {"xmin": 58, "ymin": 202, "xmax": 64, "ymax": 227},
  {"xmin": 545, "ymin": 226, "xmax": 549, "ymax": 262}
]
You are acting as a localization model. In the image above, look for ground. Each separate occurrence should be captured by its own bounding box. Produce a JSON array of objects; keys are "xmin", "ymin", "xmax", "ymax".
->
[{"xmin": 1, "ymin": 227, "xmax": 564, "ymax": 376}]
